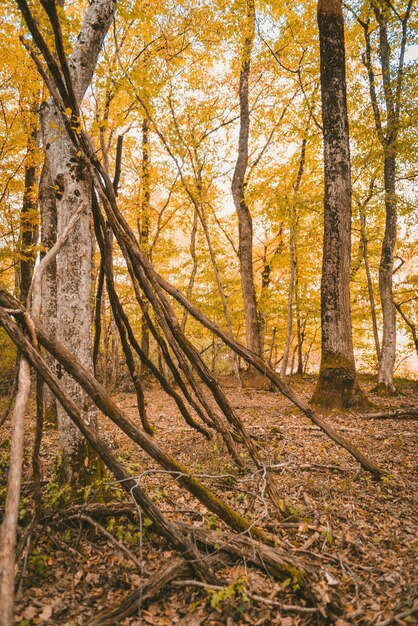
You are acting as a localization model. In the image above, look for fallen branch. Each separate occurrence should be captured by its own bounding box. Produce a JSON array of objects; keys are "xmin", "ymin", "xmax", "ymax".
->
[
  {"xmin": 0, "ymin": 296, "xmax": 266, "ymax": 540},
  {"xmin": 376, "ymin": 605, "xmax": 418, "ymax": 626},
  {"xmin": 0, "ymin": 357, "xmax": 31, "ymax": 626},
  {"xmin": 361, "ymin": 408, "xmax": 418, "ymax": 420},
  {"xmin": 64, "ymin": 512, "xmax": 145, "ymax": 572},
  {"xmin": 172, "ymin": 580, "xmax": 319, "ymax": 614}
]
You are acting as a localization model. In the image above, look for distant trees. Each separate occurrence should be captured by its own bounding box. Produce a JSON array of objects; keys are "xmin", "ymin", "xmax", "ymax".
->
[
  {"xmin": 0, "ymin": 0, "xmax": 416, "ymax": 427},
  {"xmin": 358, "ymin": 0, "xmax": 415, "ymax": 394}
]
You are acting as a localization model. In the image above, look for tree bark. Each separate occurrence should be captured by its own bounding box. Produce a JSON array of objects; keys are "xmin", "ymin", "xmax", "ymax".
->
[
  {"xmin": 38, "ymin": 0, "xmax": 116, "ymax": 481},
  {"xmin": 360, "ymin": 1, "xmax": 413, "ymax": 393},
  {"xmin": 0, "ymin": 358, "xmax": 31, "ymax": 626},
  {"xmin": 376, "ymin": 149, "xmax": 397, "ymax": 393},
  {"xmin": 139, "ymin": 117, "xmax": 151, "ymax": 372},
  {"xmin": 19, "ymin": 122, "xmax": 39, "ymax": 305},
  {"xmin": 358, "ymin": 200, "xmax": 381, "ymax": 362},
  {"xmin": 231, "ymin": 0, "xmax": 261, "ymax": 357},
  {"xmin": 311, "ymin": 0, "xmax": 367, "ymax": 409}
]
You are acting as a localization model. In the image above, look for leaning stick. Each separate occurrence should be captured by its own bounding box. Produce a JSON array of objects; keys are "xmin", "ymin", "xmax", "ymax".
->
[{"xmin": 0, "ymin": 358, "xmax": 31, "ymax": 626}]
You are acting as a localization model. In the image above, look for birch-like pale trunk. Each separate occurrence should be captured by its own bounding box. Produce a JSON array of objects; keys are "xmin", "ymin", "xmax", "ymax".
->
[
  {"xmin": 360, "ymin": 1, "xmax": 413, "ymax": 393},
  {"xmin": 0, "ymin": 358, "xmax": 31, "ymax": 626},
  {"xmin": 281, "ymin": 136, "xmax": 307, "ymax": 378},
  {"xmin": 311, "ymin": 0, "xmax": 367, "ymax": 408},
  {"xmin": 39, "ymin": 0, "xmax": 116, "ymax": 481},
  {"xmin": 231, "ymin": 0, "xmax": 261, "ymax": 357}
]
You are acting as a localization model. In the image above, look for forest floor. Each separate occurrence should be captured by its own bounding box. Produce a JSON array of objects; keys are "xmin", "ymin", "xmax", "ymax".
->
[{"xmin": 1, "ymin": 374, "xmax": 417, "ymax": 626}]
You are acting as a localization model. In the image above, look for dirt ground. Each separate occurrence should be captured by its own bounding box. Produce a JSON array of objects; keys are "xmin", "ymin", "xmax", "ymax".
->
[{"xmin": 1, "ymin": 374, "xmax": 417, "ymax": 625}]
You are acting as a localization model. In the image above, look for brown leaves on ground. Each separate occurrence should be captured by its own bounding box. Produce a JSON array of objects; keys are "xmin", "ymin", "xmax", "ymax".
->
[{"xmin": 2, "ymin": 375, "xmax": 417, "ymax": 625}]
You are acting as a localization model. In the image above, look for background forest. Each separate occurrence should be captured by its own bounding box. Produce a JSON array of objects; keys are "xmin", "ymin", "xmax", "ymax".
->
[
  {"xmin": 0, "ymin": 0, "xmax": 417, "ymax": 625},
  {"xmin": 0, "ymin": 0, "xmax": 417, "ymax": 386}
]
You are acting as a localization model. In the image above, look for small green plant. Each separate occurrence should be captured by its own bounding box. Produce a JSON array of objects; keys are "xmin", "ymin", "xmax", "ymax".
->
[
  {"xmin": 106, "ymin": 516, "xmax": 152, "ymax": 546},
  {"xmin": 281, "ymin": 564, "xmax": 305, "ymax": 592},
  {"xmin": 207, "ymin": 577, "xmax": 249, "ymax": 612}
]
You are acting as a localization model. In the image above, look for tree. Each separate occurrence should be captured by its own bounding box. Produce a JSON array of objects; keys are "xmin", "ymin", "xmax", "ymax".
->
[
  {"xmin": 359, "ymin": 0, "xmax": 414, "ymax": 394},
  {"xmin": 33, "ymin": 0, "xmax": 116, "ymax": 481},
  {"xmin": 311, "ymin": 0, "xmax": 367, "ymax": 408},
  {"xmin": 231, "ymin": 0, "xmax": 262, "ymax": 357}
]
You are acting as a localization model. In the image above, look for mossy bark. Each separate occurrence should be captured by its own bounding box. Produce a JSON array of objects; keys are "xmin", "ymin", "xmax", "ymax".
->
[
  {"xmin": 313, "ymin": 0, "xmax": 367, "ymax": 409},
  {"xmin": 311, "ymin": 352, "xmax": 369, "ymax": 409}
]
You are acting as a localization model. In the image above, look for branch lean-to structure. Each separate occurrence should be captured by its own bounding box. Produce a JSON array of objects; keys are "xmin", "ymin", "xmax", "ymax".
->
[{"xmin": 0, "ymin": 1, "xmax": 392, "ymax": 622}]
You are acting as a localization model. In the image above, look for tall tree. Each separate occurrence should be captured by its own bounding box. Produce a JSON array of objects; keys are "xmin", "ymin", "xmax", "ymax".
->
[
  {"xmin": 33, "ymin": 0, "xmax": 116, "ymax": 481},
  {"xmin": 311, "ymin": 0, "xmax": 367, "ymax": 408},
  {"xmin": 232, "ymin": 0, "xmax": 262, "ymax": 357},
  {"xmin": 359, "ymin": 0, "xmax": 414, "ymax": 394}
]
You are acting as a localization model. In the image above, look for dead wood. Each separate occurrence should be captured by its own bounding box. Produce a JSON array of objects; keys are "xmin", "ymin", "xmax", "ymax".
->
[
  {"xmin": 361, "ymin": 408, "xmax": 418, "ymax": 420},
  {"xmin": 85, "ymin": 557, "xmax": 191, "ymax": 626},
  {"xmin": 14, "ymin": 4, "xmax": 383, "ymax": 481},
  {"xmin": 0, "ymin": 304, "xmax": 265, "ymax": 540},
  {"xmin": 177, "ymin": 523, "xmax": 310, "ymax": 581},
  {"xmin": 0, "ymin": 357, "xmax": 31, "ymax": 626},
  {"xmin": 0, "ymin": 309, "xmax": 218, "ymax": 585},
  {"xmin": 0, "ymin": 366, "xmax": 18, "ymax": 428}
]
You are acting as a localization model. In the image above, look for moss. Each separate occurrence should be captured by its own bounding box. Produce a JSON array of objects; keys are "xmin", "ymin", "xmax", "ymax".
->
[
  {"xmin": 311, "ymin": 351, "xmax": 370, "ymax": 409},
  {"xmin": 372, "ymin": 382, "xmax": 397, "ymax": 397}
]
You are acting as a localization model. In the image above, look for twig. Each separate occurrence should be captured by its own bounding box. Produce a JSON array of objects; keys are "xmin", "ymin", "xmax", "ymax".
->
[
  {"xmin": 376, "ymin": 605, "xmax": 418, "ymax": 626},
  {"xmin": 172, "ymin": 579, "xmax": 319, "ymax": 614},
  {"xmin": 65, "ymin": 512, "xmax": 146, "ymax": 573}
]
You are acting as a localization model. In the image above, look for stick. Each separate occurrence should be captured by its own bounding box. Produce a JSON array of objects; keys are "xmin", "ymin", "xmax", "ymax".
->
[{"xmin": 0, "ymin": 358, "xmax": 31, "ymax": 626}]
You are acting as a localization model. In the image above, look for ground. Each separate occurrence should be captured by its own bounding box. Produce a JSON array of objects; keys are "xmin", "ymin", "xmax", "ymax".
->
[{"xmin": 1, "ymin": 374, "xmax": 417, "ymax": 625}]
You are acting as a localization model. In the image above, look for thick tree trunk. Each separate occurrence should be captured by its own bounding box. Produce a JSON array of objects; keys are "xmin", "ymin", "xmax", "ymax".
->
[
  {"xmin": 231, "ymin": 0, "xmax": 261, "ymax": 357},
  {"xmin": 39, "ymin": 0, "xmax": 116, "ymax": 481},
  {"xmin": 311, "ymin": 0, "xmax": 367, "ymax": 409}
]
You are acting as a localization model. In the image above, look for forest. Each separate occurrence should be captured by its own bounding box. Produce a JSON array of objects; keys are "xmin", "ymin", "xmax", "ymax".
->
[{"xmin": 0, "ymin": 0, "xmax": 417, "ymax": 624}]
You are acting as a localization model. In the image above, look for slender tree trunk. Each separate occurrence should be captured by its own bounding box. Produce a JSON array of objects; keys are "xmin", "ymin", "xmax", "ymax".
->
[
  {"xmin": 0, "ymin": 358, "xmax": 31, "ymax": 626},
  {"xmin": 295, "ymin": 266, "xmax": 304, "ymax": 375},
  {"xmin": 19, "ymin": 124, "xmax": 39, "ymax": 305},
  {"xmin": 358, "ymin": 204, "xmax": 380, "ymax": 362},
  {"xmin": 181, "ymin": 208, "xmax": 198, "ymax": 332},
  {"xmin": 231, "ymin": 0, "xmax": 261, "ymax": 357},
  {"xmin": 376, "ymin": 149, "xmax": 397, "ymax": 392},
  {"xmin": 360, "ymin": 1, "xmax": 413, "ymax": 393},
  {"xmin": 395, "ymin": 303, "xmax": 418, "ymax": 358},
  {"xmin": 281, "ymin": 136, "xmax": 307, "ymax": 378},
  {"xmin": 39, "ymin": 165, "xmax": 58, "ymax": 422},
  {"xmin": 140, "ymin": 117, "xmax": 151, "ymax": 373},
  {"xmin": 311, "ymin": 0, "xmax": 367, "ymax": 408},
  {"xmin": 38, "ymin": 0, "xmax": 116, "ymax": 481},
  {"xmin": 280, "ymin": 231, "xmax": 296, "ymax": 378}
]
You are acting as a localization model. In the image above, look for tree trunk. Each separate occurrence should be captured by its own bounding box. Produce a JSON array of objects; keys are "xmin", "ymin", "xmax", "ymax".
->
[
  {"xmin": 39, "ymin": 0, "xmax": 116, "ymax": 481},
  {"xmin": 39, "ymin": 164, "xmax": 58, "ymax": 422},
  {"xmin": 231, "ymin": 0, "xmax": 261, "ymax": 357},
  {"xmin": 376, "ymin": 149, "xmax": 397, "ymax": 393},
  {"xmin": 311, "ymin": 0, "xmax": 367, "ymax": 409},
  {"xmin": 358, "ymin": 202, "xmax": 381, "ymax": 362},
  {"xmin": 281, "ymin": 136, "xmax": 307, "ymax": 378},
  {"xmin": 19, "ymin": 123, "xmax": 39, "ymax": 305},
  {"xmin": 140, "ymin": 117, "xmax": 151, "ymax": 373},
  {"xmin": 360, "ymin": 1, "xmax": 413, "ymax": 393}
]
